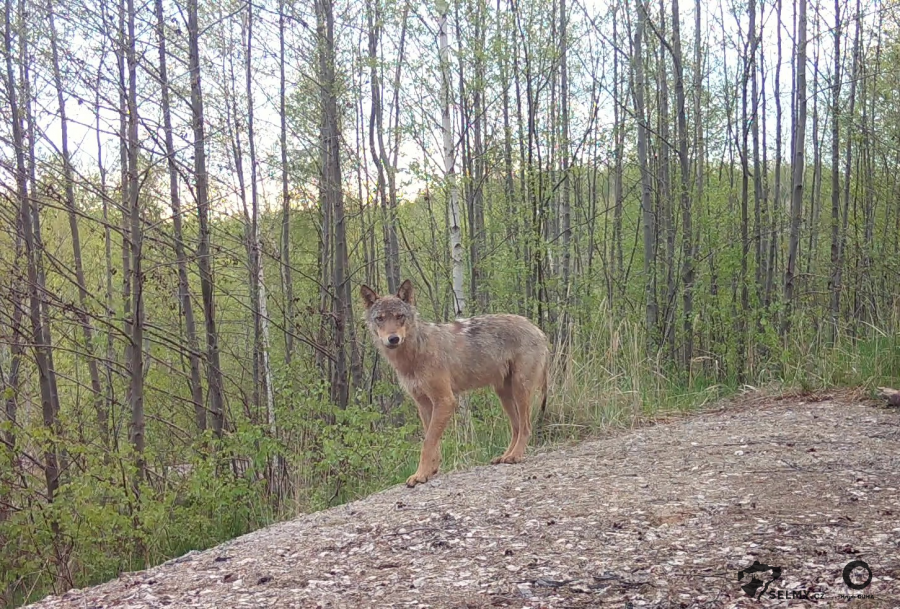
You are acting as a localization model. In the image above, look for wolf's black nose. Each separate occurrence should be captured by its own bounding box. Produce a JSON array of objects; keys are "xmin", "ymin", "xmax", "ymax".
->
[{"xmin": 388, "ymin": 335, "xmax": 400, "ymax": 345}]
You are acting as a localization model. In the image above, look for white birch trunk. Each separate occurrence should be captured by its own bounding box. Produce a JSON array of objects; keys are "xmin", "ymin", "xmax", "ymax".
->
[{"xmin": 438, "ymin": 0, "xmax": 465, "ymax": 317}]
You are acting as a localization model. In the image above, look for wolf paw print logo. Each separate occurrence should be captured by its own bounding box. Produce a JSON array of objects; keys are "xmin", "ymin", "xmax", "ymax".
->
[{"xmin": 737, "ymin": 560, "xmax": 782, "ymax": 600}]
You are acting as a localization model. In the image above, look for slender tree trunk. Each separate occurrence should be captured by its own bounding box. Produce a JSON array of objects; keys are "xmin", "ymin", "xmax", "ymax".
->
[
  {"xmin": 828, "ymin": 0, "xmax": 843, "ymax": 340},
  {"xmin": 47, "ymin": 2, "xmax": 106, "ymax": 433},
  {"xmin": 830, "ymin": 0, "xmax": 860, "ymax": 335},
  {"xmin": 117, "ymin": 0, "xmax": 132, "ymax": 395},
  {"xmin": 472, "ymin": 0, "xmax": 488, "ymax": 311},
  {"xmin": 511, "ymin": 0, "xmax": 533, "ymax": 311},
  {"xmin": 739, "ymin": 1, "xmax": 751, "ymax": 378},
  {"xmin": 547, "ymin": 0, "xmax": 558, "ymax": 289},
  {"xmin": 454, "ymin": 2, "xmax": 476, "ymax": 311},
  {"xmin": 315, "ymin": 6, "xmax": 333, "ymax": 378},
  {"xmin": 634, "ymin": 0, "xmax": 657, "ymax": 350},
  {"xmin": 500, "ymin": 1, "xmax": 519, "ymax": 304},
  {"xmin": 861, "ymin": 13, "xmax": 881, "ymax": 324},
  {"xmin": 669, "ymin": 0, "xmax": 694, "ymax": 370},
  {"xmin": 766, "ymin": 0, "xmax": 783, "ymax": 306},
  {"xmin": 386, "ymin": 4, "xmax": 409, "ymax": 288},
  {"xmin": 710, "ymin": 3, "xmax": 726, "ymax": 308},
  {"xmin": 245, "ymin": 1, "xmax": 275, "ymax": 439},
  {"xmin": 125, "ymin": 0, "xmax": 146, "ymax": 485},
  {"xmin": 357, "ymin": 93, "xmax": 375, "ymax": 290},
  {"xmin": 5, "ymin": 0, "xmax": 63, "ymax": 574},
  {"xmin": 189, "ymin": 0, "xmax": 225, "ymax": 437},
  {"xmin": 807, "ymin": 8, "xmax": 822, "ymax": 281},
  {"xmin": 611, "ymin": 0, "xmax": 624, "ymax": 301},
  {"xmin": 317, "ymin": 0, "xmax": 360, "ymax": 407},
  {"xmin": 154, "ymin": 0, "xmax": 205, "ymax": 431},
  {"xmin": 440, "ymin": 0, "xmax": 465, "ymax": 316},
  {"xmin": 695, "ymin": 0, "xmax": 710, "ymax": 360},
  {"xmin": 758, "ymin": 0, "xmax": 770, "ymax": 305},
  {"xmin": 693, "ymin": 0, "xmax": 704, "ymax": 269},
  {"xmin": 656, "ymin": 0, "xmax": 675, "ymax": 353},
  {"xmin": 782, "ymin": 0, "xmax": 807, "ymax": 334},
  {"xmin": 96, "ymin": 36, "xmax": 114, "ymax": 449},
  {"xmin": 224, "ymin": 28, "xmax": 256, "ymax": 421},
  {"xmin": 279, "ymin": 0, "xmax": 294, "ymax": 366},
  {"xmin": 368, "ymin": 0, "xmax": 399, "ymax": 293},
  {"xmin": 750, "ymin": 0, "xmax": 763, "ymax": 296},
  {"xmin": 559, "ymin": 0, "xmax": 571, "ymax": 336}
]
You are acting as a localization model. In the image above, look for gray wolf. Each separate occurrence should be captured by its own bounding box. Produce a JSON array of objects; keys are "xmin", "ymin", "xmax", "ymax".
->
[{"xmin": 360, "ymin": 279, "xmax": 549, "ymax": 487}]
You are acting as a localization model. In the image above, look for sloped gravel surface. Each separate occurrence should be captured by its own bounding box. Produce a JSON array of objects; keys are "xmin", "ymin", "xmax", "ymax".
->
[{"xmin": 26, "ymin": 390, "xmax": 900, "ymax": 608}]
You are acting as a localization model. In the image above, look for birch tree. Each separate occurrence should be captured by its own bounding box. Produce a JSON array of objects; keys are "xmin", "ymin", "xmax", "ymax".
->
[{"xmin": 439, "ymin": 0, "xmax": 465, "ymax": 316}]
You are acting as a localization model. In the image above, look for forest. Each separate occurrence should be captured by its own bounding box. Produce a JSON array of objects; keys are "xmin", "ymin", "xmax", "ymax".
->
[{"xmin": 0, "ymin": 0, "xmax": 898, "ymax": 604}]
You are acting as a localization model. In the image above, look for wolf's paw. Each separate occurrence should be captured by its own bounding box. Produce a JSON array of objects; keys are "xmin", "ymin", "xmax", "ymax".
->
[
  {"xmin": 406, "ymin": 471, "xmax": 432, "ymax": 487},
  {"xmin": 496, "ymin": 454, "xmax": 523, "ymax": 464}
]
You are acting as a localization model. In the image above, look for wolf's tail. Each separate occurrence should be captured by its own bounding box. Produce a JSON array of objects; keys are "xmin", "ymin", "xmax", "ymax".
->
[{"xmin": 537, "ymin": 355, "xmax": 550, "ymax": 428}]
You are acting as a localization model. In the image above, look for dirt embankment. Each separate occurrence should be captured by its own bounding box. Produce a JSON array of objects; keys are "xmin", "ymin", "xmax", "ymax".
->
[{"xmin": 26, "ymin": 390, "xmax": 900, "ymax": 608}]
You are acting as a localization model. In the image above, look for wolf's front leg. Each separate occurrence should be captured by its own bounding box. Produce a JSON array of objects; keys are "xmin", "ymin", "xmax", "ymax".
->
[
  {"xmin": 406, "ymin": 391, "xmax": 454, "ymax": 487},
  {"xmin": 410, "ymin": 390, "xmax": 433, "ymax": 432}
]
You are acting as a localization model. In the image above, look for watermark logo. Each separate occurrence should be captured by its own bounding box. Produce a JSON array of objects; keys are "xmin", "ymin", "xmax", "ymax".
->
[
  {"xmin": 733, "ymin": 559, "xmax": 873, "ymax": 601},
  {"xmin": 842, "ymin": 559, "xmax": 873, "ymax": 591},
  {"xmin": 737, "ymin": 560, "xmax": 782, "ymax": 600}
]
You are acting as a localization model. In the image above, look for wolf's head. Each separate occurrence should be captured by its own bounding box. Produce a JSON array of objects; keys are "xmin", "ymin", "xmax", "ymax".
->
[{"xmin": 360, "ymin": 279, "xmax": 417, "ymax": 350}]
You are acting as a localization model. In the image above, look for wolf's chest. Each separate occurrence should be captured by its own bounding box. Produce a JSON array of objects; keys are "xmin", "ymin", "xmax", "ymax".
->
[
  {"xmin": 394, "ymin": 364, "xmax": 424, "ymax": 392},
  {"xmin": 386, "ymin": 355, "xmax": 436, "ymax": 396}
]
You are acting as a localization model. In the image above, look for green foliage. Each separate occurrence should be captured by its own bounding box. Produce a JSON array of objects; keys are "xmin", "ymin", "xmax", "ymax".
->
[{"xmin": 274, "ymin": 376, "xmax": 420, "ymax": 508}]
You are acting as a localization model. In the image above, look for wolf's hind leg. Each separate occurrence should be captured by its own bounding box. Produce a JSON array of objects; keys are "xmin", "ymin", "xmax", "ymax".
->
[
  {"xmin": 501, "ymin": 374, "xmax": 534, "ymax": 464},
  {"xmin": 491, "ymin": 378, "xmax": 520, "ymax": 464}
]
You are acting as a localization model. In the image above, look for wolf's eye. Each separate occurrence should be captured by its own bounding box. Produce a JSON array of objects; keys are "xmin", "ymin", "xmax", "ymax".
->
[
  {"xmin": 375, "ymin": 315, "xmax": 385, "ymax": 323},
  {"xmin": 396, "ymin": 314, "xmax": 405, "ymax": 323}
]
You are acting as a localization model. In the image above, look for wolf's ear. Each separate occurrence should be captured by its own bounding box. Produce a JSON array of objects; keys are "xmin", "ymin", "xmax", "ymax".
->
[
  {"xmin": 360, "ymin": 285, "xmax": 379, "ymax": 309},
  {"xmin": 397, "ymin": 279, "xmax": 415, "ymax": 306}
]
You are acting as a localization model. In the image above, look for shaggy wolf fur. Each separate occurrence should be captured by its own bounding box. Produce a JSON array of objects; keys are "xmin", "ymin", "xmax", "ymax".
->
[{"xmin": 361, "ymin": 279, "xmax": 550, "ymax": 487}]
